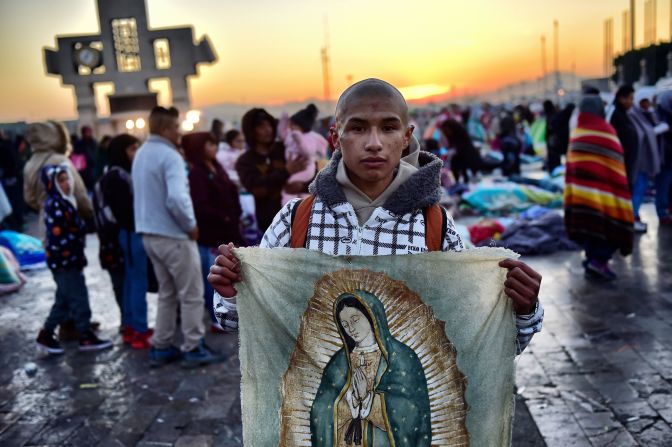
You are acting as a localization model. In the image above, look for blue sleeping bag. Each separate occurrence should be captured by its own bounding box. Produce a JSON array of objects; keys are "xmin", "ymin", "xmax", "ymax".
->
[{"xmin": 0, "ymin": 230, "xmax": 46, "ymax": 268}]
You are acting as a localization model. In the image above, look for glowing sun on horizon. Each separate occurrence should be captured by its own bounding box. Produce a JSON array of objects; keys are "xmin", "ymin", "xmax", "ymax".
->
[{"xmin": 399, "ymin": 83, "xmax": 451, "ymax": 101}]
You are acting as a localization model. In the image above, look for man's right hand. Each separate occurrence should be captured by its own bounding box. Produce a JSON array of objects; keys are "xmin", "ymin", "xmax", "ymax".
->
[
  {"xmin": 207, "ymin": 243, "xmax": 241, "ymax": 298},
  {"xmin": 286, "ymin": 155, "xmax": 308, "ymax": 175},
  {"xmin": 187, "ymin": 226, "xmax": 199, "ymax": 241}
]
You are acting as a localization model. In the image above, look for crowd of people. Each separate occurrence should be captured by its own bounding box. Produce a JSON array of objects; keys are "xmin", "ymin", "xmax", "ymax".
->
[
  {"xmin": 0, "ymin": 102, "xmax": 331, "ymax": 366},
  {"xmin": 1, "ymin": 78, "xmax": 669, "ymax": 366}
]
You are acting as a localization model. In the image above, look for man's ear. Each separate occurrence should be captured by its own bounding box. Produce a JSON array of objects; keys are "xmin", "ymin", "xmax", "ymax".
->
[
  {"xmin": 330, "ymin": 124, "xmax": 341, "ymax": 149},
  {"xmin": 403, "ymin": 125, "xmax": 414, "ymax": 147}
]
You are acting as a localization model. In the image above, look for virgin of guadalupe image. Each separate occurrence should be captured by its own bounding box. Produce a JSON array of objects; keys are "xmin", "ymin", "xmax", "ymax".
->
[{"xmin": 310, "ymin": 291, "xmax": 432, "ymax": 447}]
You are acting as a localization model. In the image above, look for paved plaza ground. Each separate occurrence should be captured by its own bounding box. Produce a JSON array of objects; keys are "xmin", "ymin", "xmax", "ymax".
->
[{"xmin": 0, "ymin": 204, "xmax": 670, "ymax": 446}]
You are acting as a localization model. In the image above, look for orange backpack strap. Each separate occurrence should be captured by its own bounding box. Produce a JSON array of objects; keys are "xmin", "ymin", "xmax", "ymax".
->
[
  {"xmin": 423, "ymin": 204, "xmax": 447, "ymax": 252},
  {"xmin": 290, "ymin": 195, "xmax": 316, "ymax": 248}
]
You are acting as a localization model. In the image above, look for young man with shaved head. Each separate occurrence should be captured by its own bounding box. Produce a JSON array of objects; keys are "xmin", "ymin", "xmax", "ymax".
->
[{"xmin": 209, "ymin": 79, "xmax": 544, "ymax": 353}]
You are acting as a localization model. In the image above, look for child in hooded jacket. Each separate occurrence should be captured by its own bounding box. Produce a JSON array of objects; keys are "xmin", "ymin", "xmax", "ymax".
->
[
  {"xmin": 36, "ymin": 164, "xmax": 112, "ymax": 354},
  {"xmin": 280, "ymin": 104, "xmax": 328, "ymax": 204}
]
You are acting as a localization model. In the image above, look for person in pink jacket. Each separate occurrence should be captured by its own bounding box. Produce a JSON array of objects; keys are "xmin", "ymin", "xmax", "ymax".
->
[{"xmin": 280, "ymin": 104, "xmax": 328, "ymax": 204}]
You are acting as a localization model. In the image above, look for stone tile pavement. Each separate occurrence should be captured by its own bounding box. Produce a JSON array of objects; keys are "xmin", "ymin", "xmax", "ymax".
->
[
  {"xmin": 0, "ymin": 204, "xmax": 669, "ymax": 446},
  {"xmin": 517, "ymin": 204, "xmax": 672, "ymax": 446}
]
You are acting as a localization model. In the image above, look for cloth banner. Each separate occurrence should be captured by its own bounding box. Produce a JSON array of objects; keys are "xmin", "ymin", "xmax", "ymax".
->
[{"xmin": 235, "ymin": 247, "xmax": 518, "ymax": 447}]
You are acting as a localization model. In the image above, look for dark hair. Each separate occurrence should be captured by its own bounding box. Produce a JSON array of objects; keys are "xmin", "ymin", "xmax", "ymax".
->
[
  {"xmin": 583, "ymin": 86, "xmax": 600, "ymax": 95},
  {"xmin": 423, "ymin": 138, "xmax": 440, "ymax": 154},
  {"xmin": 182, "ymin": 131, "xmax": 218, "ymax": 166},
  {"xmin": 335, "ymin": 294, "xmax": 375, "ymax": 352},
  {"xmin": 615, "ymin": 85, "xmax": 635, "ymax": 100},
  {"xmin": 440, "ymin": 119, "xmax": 476, "ymax": 155},
  {"xmin": 543, "ymin": 100, "xmax": 556, "ymax": 117},
  {"xmin": 148, "ymin": 106, "xmax": 179, "ymax": 134},
  {"xmin": 241, "ymin": 108, "xmax": 277, "ymax": 147},
  {"xmin": 211, "ymin": 119, "xmax": 223, "ymax": 132},
  {"xmin": 99, "ymin": 135, "xmax": 112, "ymax": 149},
  {"xmin": 108, "ymin": 134, "xmax": 139, "ymax": 172},
  {"xmin": 498, "ymin": 114, "xmax": 517, "ymax": 138},
  {"xmin": 225, "ymin": 129, "xmax": 241, "ymax": 145}
]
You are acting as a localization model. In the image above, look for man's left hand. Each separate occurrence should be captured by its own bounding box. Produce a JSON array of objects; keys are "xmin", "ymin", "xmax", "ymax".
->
[{"xmin": 499, "ymin": 259, "xmax": 541, "ymax": 315}]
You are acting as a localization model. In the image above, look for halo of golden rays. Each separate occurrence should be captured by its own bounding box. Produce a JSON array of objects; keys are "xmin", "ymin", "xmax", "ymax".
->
[{"xmin": 279, "ymin": 269, "xmax": 469, "ymax": 447}]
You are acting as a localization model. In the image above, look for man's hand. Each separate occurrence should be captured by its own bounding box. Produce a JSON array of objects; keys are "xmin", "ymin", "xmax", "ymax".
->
[
  {"xmin": 499, "ymin": 259, "xmax": 541, "ymax": 315},
  {"xmin": 207, "ymin": 243, "xmax": 241, "ymax": 298},
  {"xmin": 286, "ymin": 155, "xmax": 308, "ymax": 175},
  {"xmin": 187, "ymin": 226, "xmax": 199, "ymax": 241}
]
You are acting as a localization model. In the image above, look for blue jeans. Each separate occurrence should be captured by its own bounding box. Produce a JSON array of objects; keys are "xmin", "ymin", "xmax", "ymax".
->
[
  {"xmin": 655, "ymin": 166, "xmax": 672, "ymax": 218},
  {"xmin": 198, "ymin": 245, "xmax": 217, "ymax": 323},
  {"xmin": 45, "ymin": 269, "xmax": 91, "ymax": 333},
  {"xmin": 631, "ymin": 171, "xmax": 650, "ymax": 219},
  {"xmin": 107, "ymin": 267, "xmax": 125, "ymax": 317},
  {"xmin": 119, "ymin": 229, "xmax": 148, "ymax": 332}
]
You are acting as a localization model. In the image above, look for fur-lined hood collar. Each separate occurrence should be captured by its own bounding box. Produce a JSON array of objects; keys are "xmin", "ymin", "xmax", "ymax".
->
[{"xmin": 309, "ymin": 145, "xmax": 443, "ymax": 215}]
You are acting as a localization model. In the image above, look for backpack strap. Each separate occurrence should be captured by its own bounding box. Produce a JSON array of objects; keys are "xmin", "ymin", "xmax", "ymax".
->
[
  {"xmin": 423, "ymin": 204, "xmax": 447, "ymax": 252},
  {"xmin": 290, "ymin": 196, "xmax": 446, "ymax": 251},
  {"xmin": 290, "ymin": 195, "xmax": 316, "ymax": 248}
]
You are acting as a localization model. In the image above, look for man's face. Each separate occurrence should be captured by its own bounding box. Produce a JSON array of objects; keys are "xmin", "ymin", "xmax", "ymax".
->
[
  {"xmin": 640, "ymin": 99, "xmax": 651, "ymax": 111},
  {"xmin": 620, "ymin": 93, "xmax": 634, "ymax": 110},
  {"xmin": 232, "ymin": 134, "xmax": 246, "ymax": 150},
  {"xmin": 161, "ymin": 117, "xmax": 181, "ymax": 147},
  {"xmin": 333, "ymin": 96, "xmax": 412, "ymax": 189},
  {"xmin": 253, "ymin": 120, "xmax": 274, "ymax": 146}
]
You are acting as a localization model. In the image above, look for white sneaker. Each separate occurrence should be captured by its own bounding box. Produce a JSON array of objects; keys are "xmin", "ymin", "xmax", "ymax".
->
[{"xmin": 634, "ymin": 220, "xmax": 648, "ymax": 233}]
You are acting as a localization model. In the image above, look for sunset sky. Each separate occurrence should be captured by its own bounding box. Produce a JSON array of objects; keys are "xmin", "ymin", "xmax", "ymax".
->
[{"xmin": 1, "ymin": 0, "xmax": 671, "ymax": 121}]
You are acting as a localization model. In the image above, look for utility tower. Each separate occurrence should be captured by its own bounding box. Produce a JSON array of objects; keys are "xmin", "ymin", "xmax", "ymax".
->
[
  {"xmin": 553, "ymin": 20, "xmax": 561, "ymax": 95},
  {"xmin": 631, "ymin": 0, "xmax": 636, "ymax": 49},
  {"xmin": 320, "ymin": 16, "xmax": 332, "ymax": 103},
  {"xmin": 644, "ymin": 0, "xmax": 658, "ymax": 44},
  {"xmin": 540, "ymin": 35, "xmax": 547, "ymax": 94},
  {"xmin": 604, "ymin": 18, "xmax": 614, "ymax": 76},
  {"xmin": 623, "ymin": 10, "xmax": 631, "ymax": 51}
]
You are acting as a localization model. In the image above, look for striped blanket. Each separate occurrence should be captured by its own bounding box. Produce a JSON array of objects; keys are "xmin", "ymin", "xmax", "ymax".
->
[{"xmin": 564, "ymin": 112, "xmax": 634, "ymax": 255}]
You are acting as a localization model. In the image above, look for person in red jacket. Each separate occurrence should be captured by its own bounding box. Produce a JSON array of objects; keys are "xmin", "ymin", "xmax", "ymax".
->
[{"xmin": 183, "ymin": 131, "xmax": 244, "ymax": 332}]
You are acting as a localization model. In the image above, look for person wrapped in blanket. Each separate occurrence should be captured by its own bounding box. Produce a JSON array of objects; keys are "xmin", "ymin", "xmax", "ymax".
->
[{"xmin": 564, "ymin": 92, "xmax": 634, "ymax": 281}]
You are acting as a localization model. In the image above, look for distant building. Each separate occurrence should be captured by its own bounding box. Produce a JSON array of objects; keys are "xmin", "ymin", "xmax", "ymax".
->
[
  {"xmin": 43, "ymin": 0, "xmax": 216, "ymax": 135},
  {"xmin": 479, "ymin": 71, "xmax": 582, "ymax": 105},
  {"xmin": 612, "ymin": 42, "xmax": 672, "ymax": 88}
]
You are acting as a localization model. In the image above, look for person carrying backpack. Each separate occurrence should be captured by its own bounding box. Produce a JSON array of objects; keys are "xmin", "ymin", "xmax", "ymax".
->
[
  {"xmin": 209, "ymin": 79, "xmax": 544, "ymax": 355},
  {"xmin": 96, "ymin": 134, "xmax": 153, "ymax": 349}
]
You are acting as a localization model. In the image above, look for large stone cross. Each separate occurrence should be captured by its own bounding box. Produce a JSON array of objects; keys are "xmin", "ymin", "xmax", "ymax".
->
[{"xmin": 44, "ymin": 0, "xmax": 216, "ymax": 128}]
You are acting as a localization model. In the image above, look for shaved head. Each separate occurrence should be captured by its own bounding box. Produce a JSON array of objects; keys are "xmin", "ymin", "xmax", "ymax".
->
[{"xmin": 335, "ymin": 78, "xmax": 409, "ymax": 129}]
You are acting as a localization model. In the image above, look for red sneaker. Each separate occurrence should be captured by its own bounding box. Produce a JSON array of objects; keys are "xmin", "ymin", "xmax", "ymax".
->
[
  {"xmin": 122, "ymin": 327, "xmax": 135, "ymax": 345},
  {"xmin": 210, "ymin": 322, "xmax": 226, "ymax": 334},
  {"xmin": 130, "ymin": 330, "xmax": 153, "ymax": 350}
]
